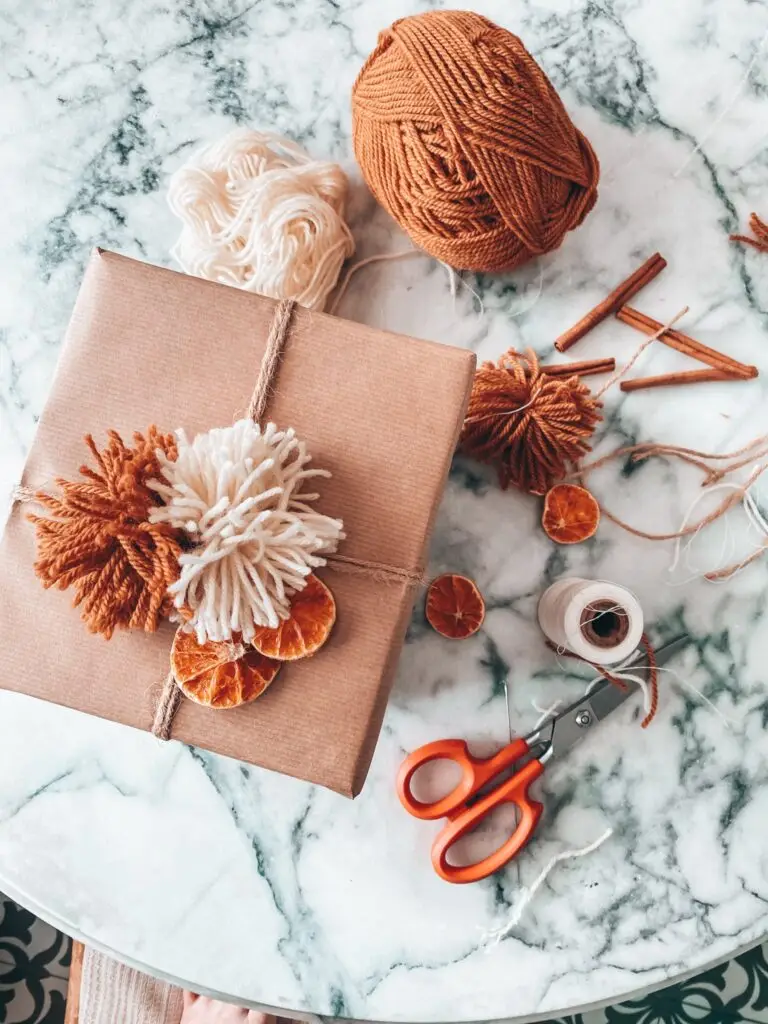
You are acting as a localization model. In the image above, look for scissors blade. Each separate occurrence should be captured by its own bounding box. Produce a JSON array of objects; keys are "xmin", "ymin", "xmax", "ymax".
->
[{"xmin": 546, "ymin": 634, "xmax": 689, "ymax": 760}]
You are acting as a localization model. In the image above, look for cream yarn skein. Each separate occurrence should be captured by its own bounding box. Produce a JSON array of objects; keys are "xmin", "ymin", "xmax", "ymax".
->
[{"xmin": 168, "ymin": 128, "xmax": 355, "ymax": 310}]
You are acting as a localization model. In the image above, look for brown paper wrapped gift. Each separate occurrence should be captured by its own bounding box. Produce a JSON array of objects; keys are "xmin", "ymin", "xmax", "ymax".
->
[{"xmin": 0, "ymin": 250, "xmax": 475, "ymax": 796}]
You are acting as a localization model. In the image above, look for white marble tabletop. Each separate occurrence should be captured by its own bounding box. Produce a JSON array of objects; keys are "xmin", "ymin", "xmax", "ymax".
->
[{"xmin": 2, "ymin": 1, "xmax": 768, "ymax": 1021}]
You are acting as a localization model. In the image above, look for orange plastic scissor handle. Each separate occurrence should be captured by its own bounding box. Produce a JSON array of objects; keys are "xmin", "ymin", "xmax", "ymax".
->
[
  {"xmin": 396, "ymin": 737, "xmax": 531, "ymax": 821},
  {"xmin": 431, "ymin": 757, "xmax": 545, "ymax": 883}
]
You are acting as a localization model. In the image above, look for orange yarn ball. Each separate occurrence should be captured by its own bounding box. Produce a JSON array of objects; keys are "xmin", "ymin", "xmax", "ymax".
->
[{"xmin": 351, "ymin": 10, "xmax": 600, "ymax": 273}]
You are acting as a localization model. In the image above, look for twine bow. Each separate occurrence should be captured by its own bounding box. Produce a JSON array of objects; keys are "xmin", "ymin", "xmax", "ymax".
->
[{"xmin": 151, "ymin": 299, "xmax": 424, "ymax": 740}]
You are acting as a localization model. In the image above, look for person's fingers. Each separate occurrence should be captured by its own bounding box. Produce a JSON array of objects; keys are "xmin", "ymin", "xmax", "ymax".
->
[
  {"xmin": 180, "ymin": 993, "xmax": 255, "ymax": 1020},
  {"xmin": 179, "ymin": 994, "xmax": 278, "ymax": 1022}
]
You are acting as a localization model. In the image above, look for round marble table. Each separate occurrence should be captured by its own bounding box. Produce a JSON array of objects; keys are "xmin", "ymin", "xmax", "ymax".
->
[{"xmin": 2, "ymin": 1, "xmax": 768, "ymax": 1021}]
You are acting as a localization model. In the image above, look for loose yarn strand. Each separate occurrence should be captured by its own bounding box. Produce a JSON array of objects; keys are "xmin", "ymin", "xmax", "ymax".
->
[
  {"xmin": 329, "ymin": 248, "xmax": 495, "ymax": 320},
  {"xmin": 484, "ymin": 828, "xmax": 613, "ymax": 946},
  {"xmin": 668, "ymin": 481, "xmax": 745, "ymax": 573},
  {"xmin": 509, "ymin": 261, "xmax": 545, "ymax": 319},
  {"xmin": 577, "ymin": 439, "xmax": 768, "ymax": 542},
  {"xmin": 674, "ymin": 26, "xmax": 768, "ymax": 178},
  {"xmin": 656, "ymin": 665, "xmax": 736, "ymax": 730},
  {"xmin": 599, "ymin": 491, "xmax": 744, "ymax": 542},
  {"xmin": 531, "ymin": 698, "xmax": 563, "ymax": 731},
  {"xmin": 329, "ymin": 249, "xmax": 422, "ymax": 315},
  {"xmin": 577, "ymin": 436, "xmax": 768, "ymax": 480}
]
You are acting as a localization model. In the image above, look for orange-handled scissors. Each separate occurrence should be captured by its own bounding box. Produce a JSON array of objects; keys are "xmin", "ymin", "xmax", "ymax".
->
[{"xmin": 397, "ymin": 635, "xmax": 688, "ymax": 884}]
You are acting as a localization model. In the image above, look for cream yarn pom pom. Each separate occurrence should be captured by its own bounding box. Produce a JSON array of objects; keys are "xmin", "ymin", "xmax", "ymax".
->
[
  {"xmin": 167, "ymin": 128, "xmax": 355, "ymax": 310},
  {"xmin": 149, "ymin": 419, "xmax": 344, "ymax": 643}
]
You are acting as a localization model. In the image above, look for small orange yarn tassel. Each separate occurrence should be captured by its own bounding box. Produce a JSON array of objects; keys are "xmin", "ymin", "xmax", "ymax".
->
[
  {"xmin": 29, "ymin": 428, "xmax": 183, "ymax": 639},
  {"xmin": 730, "ymin": 213, "xmax": 768, "ymax": 253},
  {"xmin": 460, "ymin": 349, "xmax": 602, "ymax": 496}
]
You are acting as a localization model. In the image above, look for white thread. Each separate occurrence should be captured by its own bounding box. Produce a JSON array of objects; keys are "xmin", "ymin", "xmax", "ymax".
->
[
  {"xmin": 604, "ymin": 669, "xmax": 651, "ymax": 718},
  {"xmin": 452, "ymin": 267, "xmax": 486, "ymax": 317},
  {"xmin": 148, "ymin": 419, "xmax": 344, "ymax": 643},
  {"xmin": 744, "ymin": 489, "xmax": 768, "ymax": 536},
  {"xmin": 668, "ymin": 481, "xmax": 744, "ymax": 574},
  {"xmin": 537, "ymin": 578, "xmax": 644, "ymax": 665},
  {"xmin": 510, "ymin": 260, "xmax": 545, "ymax": 319},
  {"xmin": 330, "ymin": 249, "xmax": 489, "ymax": 318},
  {"xmin": 667, "ymin": 465, "xmax": 768, "ymax": 583},
  {"xmin": 444, "ymin": 263, "xmax": 459, "ymax": 303},
  {"xmin": 484, "ymin": 828, "xmax": 613, "ymax": 945},
  {"xmin": 657, "ymin": 665, "xmax": 736, "ymax": 730},
  {"xmin": 329, "ymin": 249, "xmax": 421, "ymax": 315},
  {"xmin": 672, "ymin": 494, "xmax": 740, "ymax": 584},
  {"xmin": 674, "ymin": 27, "xmax": 768, "ymax": 178},
  {"xmin": 168, "ymin": 128, "xmax": 355, "ymax": 310},
  {"xmin": 585, "ymin": 660, "xmax": 735, "ymax": 729},
  {"xmin": 584, "ymin": 674, "xmax": 607, "ymax": 696},
  {"xmin": 530, "ymin": 698, "xmax": 563, "ymax": 730},
  {"xmin": 463, "ymin": 393, "xmax": 537, "ymax": 425}
]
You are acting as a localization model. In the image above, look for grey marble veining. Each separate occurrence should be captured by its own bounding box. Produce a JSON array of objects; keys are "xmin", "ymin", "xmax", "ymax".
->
[{"xmin": 1, "ymin": 0, "xmax": 768, "ymax": 1021}]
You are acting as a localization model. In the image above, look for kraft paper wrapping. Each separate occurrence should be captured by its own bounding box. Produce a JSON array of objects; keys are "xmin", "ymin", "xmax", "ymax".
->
[{"xmin": 0, "ymin": 250, "xmax": 475, "ymax": 796}]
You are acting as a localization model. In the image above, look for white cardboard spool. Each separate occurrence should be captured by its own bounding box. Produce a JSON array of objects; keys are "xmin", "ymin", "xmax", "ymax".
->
[{"xmin": 537, "ymin": 577, "xmax": 644, "ymax": 665}]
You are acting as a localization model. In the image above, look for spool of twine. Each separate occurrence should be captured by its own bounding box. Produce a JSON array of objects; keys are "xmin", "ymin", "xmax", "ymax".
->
[
  {"xmin": 537, "ymin": 578, "xmax": 644, "ymax": 666},
  {"xmin": 351, "ymin": 10, "xmax": 599, "ymax": 273}
]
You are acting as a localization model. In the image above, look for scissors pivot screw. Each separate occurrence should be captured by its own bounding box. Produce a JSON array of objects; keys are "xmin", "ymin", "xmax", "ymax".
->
[{"xmin": 575, "ymin": 710, "xmax": 592, "ymax": 727}]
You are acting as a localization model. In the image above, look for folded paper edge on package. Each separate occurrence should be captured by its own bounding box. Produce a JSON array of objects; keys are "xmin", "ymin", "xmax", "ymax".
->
[{"xmin": 0, "ymin": 249, "xmax": 475, "ymax": 796}]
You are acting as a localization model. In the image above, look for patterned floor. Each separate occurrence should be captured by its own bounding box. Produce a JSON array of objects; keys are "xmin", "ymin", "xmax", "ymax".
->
[
  {"xmin": 0, "ymin": 894, "xmax": 765, "ymax": 1023},
  {"xmin": 0, "ymin": 899, "xmax": 69, "ymax": 1023},
  {"xmin": 549, "ymin": 944, "xmax": 768, "ymax": 1023}
]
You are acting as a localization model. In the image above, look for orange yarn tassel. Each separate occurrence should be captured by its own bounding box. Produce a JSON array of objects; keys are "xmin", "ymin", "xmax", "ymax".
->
[
  {"xmin": 29, "ymin": 428, "xmax": 183, "ymax": 639},
  {"xmin": 730, "ymin": 213, "xmax": 768, "ymax": 253},
  {"xmin": 460, "ymin": 349, "xmax": 602, "ymax": 496}
]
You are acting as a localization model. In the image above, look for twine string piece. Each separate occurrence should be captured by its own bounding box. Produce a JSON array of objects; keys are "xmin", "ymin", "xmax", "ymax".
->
[
  {"xmin": 591, "ymin": 307, "xmax": 688, "ymax": 399},
  {"xmin": 246, "ymin": 298, "xmax": 296, "ymax": 423},
  {"xmin": 575, "ymin": 439, "xmax": 768, "ymax": 545},
  {"xmin": 153, "ymin": 673, "xmax": 182, "ymax": 741}
]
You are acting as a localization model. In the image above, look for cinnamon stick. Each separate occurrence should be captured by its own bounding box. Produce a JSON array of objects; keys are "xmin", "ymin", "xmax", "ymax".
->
[
  {"xmin": 554, "ymin": 254, "xmax": 667, "ymax": 352},
  {"xmin": 542, "ymin": 357, "xmax": 616, "ymax": 378},
  {"xmin": 617, "ymin": 306, "xmax": 757, "ymax": 379},
  {"xmin": 620, "ymin": 369, "xmax": 734, "ymax": 392}
]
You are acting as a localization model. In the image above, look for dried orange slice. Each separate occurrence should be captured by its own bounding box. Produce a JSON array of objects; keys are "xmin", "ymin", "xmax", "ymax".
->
[
  {"xmin": 425, "ymin": 573, "xmax": 485, "ymax": 640},
  {"xmin": 171, "ymin": 629, "xmax": 280, "ymax": 709},
  {"xmin": 542, "ymin": 483, "xmax": 600, "ymax": 544},
  {"xmin": 251, "ymin": 574, "xmax": 336, "ymax": 660}
]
